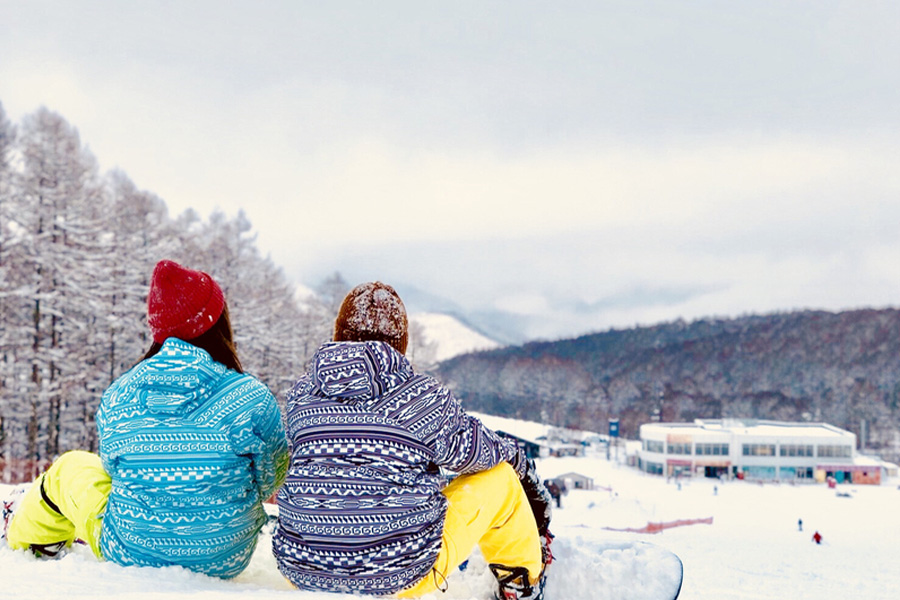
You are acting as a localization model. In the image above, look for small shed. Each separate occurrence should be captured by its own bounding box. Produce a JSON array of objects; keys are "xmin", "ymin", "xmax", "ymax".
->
[
  {"xmin": 547, "ymin": 442, "xmax": 584, "ymax": 458},
  {"xmin": 556, "ymin": 471, "xmax": 595, "ymax": 491},
  {"xmin": 497, "ymin": 431, "xmax": 544, "ymax": 459}
]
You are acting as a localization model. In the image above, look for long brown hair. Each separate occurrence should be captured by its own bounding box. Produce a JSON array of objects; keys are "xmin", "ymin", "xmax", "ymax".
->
[{"xmin": 142, "ymin": 303, "xmax": 243, "ymax": 373}]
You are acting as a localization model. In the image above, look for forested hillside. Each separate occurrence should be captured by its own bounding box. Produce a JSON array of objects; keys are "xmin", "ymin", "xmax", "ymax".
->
[
  {"xmin": 436, "ymin": 309, "xmax": 900, "ymax": 463},
  {"xmin": 0, "ymin": 103, "xmax": 338, "ymax": 480}
]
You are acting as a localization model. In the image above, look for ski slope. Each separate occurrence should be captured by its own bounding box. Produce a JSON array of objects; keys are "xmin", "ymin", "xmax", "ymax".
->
[{"xmin": 2, "ymin": 451, "xmax": 899, "ymax": 599}]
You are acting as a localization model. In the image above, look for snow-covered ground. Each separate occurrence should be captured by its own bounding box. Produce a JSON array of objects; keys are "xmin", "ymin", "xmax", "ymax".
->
[{"xmin": 3, "ymin": 451, "xmax": 899, "ymax": 599}]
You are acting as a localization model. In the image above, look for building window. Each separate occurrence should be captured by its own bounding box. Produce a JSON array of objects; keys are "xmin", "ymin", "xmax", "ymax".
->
[
  {"xmin": 644, "ymin": 461, "xmax": 663, "ymax": 475},
  {"xmin": 779, "ymin": 444, "xmax": 814, "ymax": 457},
  {"xmin": 742, "ymin": 443, "xmax": 776, "ymax": 456},
  {"xmin": 743, "ymin": 465, "xmax": 777, "ymax": 479},
  {"xmin": 817, "ymin": 445, "xmax": 852, "ymax": 458},
  {"xmin": 696, "ymin": 443, "xmax": 729, "ymax": 456},
  {"xmin": 779, "ymin": 467, "xmax": 814, "ymax": 479},
  {"xmin": 667, "ymin": 442, "xmax": 692, "ymax": 455},
  {"xmin": 644, "ymin": 439, "xmax": 664, "ymax": 453}
]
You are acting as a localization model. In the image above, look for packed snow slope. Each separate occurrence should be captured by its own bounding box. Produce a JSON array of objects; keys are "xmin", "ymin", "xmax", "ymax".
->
[{"xmin": 3, "ymin": 450, "xmax": 899, "ymax": 599}]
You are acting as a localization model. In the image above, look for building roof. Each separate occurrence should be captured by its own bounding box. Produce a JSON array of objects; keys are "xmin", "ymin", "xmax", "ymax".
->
[
  {"xmin": 641, "ymin": 419, "xmax": 853, "ymax": 440},
  {"xmin": 471, "ymin": 412, "xmax": 548, "ymax": 445},
  {"xmin": 556, "ymin": 471, "xmax": 594, "ymax": 481}
]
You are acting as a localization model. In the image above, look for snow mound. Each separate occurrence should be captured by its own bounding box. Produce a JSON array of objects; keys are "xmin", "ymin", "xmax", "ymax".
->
[
  {"xmin": 0, "ymin": 532, "xmax": 679, "ymax": 600},
  {"xmin": 5, "ymin": 452, "xmax": 900, "ymax": 600}
]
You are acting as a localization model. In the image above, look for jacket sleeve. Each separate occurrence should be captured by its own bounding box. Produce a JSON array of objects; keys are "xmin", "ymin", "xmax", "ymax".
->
[
  {"xmin": 232, "ymin": 380, "xmax": 289, "ymax": 501},
  {"xmin": 95, "ymin": 383, "xmax": 120, "ymax": 476},
  {"xmin": 428, "ymin": 384, "xmax": 526, "ymax": 477}
]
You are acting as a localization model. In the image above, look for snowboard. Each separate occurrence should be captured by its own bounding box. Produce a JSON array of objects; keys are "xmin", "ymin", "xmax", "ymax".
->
[{"xmin": 548, "ymin": 539, "xmax": 683, "ymax": 600}]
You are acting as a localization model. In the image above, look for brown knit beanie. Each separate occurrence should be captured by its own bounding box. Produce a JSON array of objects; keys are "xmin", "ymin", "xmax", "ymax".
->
[
  {"xmin": 147, "ymin": 260, "xmax": 225, "ymax": 343},
  {"xmin": 334, "ymin": 282, "xmax": 408, "ymax": 355}
]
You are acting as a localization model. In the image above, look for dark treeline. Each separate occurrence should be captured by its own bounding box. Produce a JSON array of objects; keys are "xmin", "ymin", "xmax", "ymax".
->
[
  {"xmin": 437, "ymin": 309, "xmax": 900, "ymax": 463},
  {"xmin": 0, "ymin": 103, "xmax": 339, "ymax": 479}
]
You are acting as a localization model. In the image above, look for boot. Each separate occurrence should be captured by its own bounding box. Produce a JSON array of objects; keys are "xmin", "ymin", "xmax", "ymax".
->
[
  {"xmin": 490, "ymin": 563, "xmax": 547, "ymax": 600},
  {"xmin": 1, "ymin": 484, "xmax": 30, "ymax": 541}
]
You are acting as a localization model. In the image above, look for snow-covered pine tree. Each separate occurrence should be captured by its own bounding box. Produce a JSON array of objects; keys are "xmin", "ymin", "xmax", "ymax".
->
[
  {"xmin": 317, "ymin": 271, "xmax": 350, "ymax": 318},
  {"xmin": 67, "ymin": 170, "xmax": 179, "ymax": 451},
  {"xmin": 13, "ymin": 107, "xmax": 105, "ymax": 463},
  {"xmin": 0, "ymin": 104, "xmax": 336, "ymax": 477},
  {"xmin": 291, "ymin": 285, "xmax": 336, "ymax": 376},
  {"xmin": 288, "ymin": 272, "xmax": 349, "ymax": 361},
  {"xmin": 102, "ymin": 171, "xmax": 178, "ymax": 371},
  {"xmin": 233, "ymin": 255, "xmax": 308, "ymax": 398},
  {"xmin": 0, "ymin": 101, "xmax": 17, "ymax": 470}
]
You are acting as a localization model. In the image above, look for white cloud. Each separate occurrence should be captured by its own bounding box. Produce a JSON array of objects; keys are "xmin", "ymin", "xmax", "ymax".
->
[
  {"xmin": 3, "ymin": 2, "xmax": 900, "ymax": 340},
  {"xmin": 493, "ymin": 293, "xmax": 552, "ymax": 317}
]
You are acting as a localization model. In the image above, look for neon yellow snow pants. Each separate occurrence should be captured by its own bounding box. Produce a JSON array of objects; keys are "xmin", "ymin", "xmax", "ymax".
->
[
  {"xmin": 6, "ymin": 450, "xmax": 111, "ymax": 558},
  {"xmin": 397, "ymin": 462, "xmax": 543, "ymax": 598}
]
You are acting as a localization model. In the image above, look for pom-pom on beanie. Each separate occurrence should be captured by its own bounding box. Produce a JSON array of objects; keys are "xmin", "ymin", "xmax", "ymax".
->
[
  {"xmin": 147, "ymin": 260, "xmax": 225, "ymax": 343},
  {"xmin": 334, "ymin": 281, "xmax": 409, "ymax": 355}
]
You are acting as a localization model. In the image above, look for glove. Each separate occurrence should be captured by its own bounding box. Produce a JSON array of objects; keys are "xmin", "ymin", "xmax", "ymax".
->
[{"xmin": 519, "ymin": 458, "xmax": 552, "ymax": 536}]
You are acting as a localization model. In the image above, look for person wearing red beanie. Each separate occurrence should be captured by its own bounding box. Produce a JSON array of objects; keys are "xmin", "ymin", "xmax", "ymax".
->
[
  {"xmin": 140, "ymin": 260, "xmax": 240, "ymax": 371},
  {"xmin": 5, "ymin": 260, "xmax": 288, "ymax": 579},
  {"xmin": 147, "ymin": 259, "xmax": 226, "ymax": 344}
]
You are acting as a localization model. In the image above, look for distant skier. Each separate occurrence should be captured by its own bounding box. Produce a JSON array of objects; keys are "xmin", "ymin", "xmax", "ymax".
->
[
  {"xmin": 545, "ymin": 479, "xmax": 563, "ymax": 508},
  {"xmin": 798, "ymin": 518, "xmax": 803, "ymax": 532},
  {"xmin": 273, "ymin": 282, "xmax": 553, "ymax": 600},
  {"xmin": 812, "ymin": 531, "xmax": 822, "ymax": 544}
]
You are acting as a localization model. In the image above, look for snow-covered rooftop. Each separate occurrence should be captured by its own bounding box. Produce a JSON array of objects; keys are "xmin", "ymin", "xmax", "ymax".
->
[{"xmin": 642, "ymin": 419, "xmax": 853, "ymax": 440}]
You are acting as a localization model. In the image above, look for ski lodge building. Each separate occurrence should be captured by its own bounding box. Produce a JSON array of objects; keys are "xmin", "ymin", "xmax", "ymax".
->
[{"xmin": 638, "ymin": 419, "xmax": 883, "ymax": 484}]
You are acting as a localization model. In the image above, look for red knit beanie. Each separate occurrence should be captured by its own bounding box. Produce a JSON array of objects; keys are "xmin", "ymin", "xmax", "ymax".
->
[
  {"xmin": 334, "ymin": 281, "xmax": 408, "ymax": 355},
  {"xmin": 147, "ymin": 260, "xmax": 225, "ymax": 343}
]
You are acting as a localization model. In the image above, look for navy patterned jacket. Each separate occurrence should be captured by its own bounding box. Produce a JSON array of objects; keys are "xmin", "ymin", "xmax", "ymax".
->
[{"xmin": 273, "ymin": 341, "xmax": 526, "ymax": 594}]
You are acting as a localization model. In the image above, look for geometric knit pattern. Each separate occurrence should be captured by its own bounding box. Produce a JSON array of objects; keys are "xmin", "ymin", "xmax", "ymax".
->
[
  {"xmin": 273, "ymin": 340, "xmax": 525, "ymax": 595},
  {"xmin": 96, "ymin": 338, "xmax": 289, "ymax": 579}
]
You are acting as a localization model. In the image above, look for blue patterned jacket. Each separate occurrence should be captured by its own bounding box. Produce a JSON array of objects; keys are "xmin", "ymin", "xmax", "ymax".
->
[
  {"xmin": 95, "ymin": 338, "xmax": 289, "ymax": 578},
  {"xmin": 273, "ymin": 341, "xmax": 526, "ymax": 595}
]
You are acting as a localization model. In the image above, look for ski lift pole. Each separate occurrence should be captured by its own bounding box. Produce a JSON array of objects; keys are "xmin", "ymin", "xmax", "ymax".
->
[{"xmin": 609, "ymin": 418, "xmax": 619, "ymax": 463}]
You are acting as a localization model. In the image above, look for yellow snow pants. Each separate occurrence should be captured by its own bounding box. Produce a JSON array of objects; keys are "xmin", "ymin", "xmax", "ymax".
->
[
  {"xmin": 6, "ymin": 450, "xmax": 111, "ymax": 559},
  {"xmin": 397, "ymin": 462, "xmax": 543, "ymax": 598}
]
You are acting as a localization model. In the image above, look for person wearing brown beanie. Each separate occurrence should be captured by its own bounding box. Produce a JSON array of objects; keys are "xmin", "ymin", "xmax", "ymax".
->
[
  {"xmin": 332, "ymin": 281, "xmax": 410, "ymax": 353},
  {"xmin": 274, "ymin": 282, "xmax": 553, "ymax": 600},
  {"xmin": 5, "ymin": 260, "xmax": 288, "ymax": 579}
]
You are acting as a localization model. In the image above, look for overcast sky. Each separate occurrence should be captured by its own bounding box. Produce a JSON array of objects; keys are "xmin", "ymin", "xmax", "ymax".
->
[{"xmin": 3, "ymin": 1, "xmax": 900, "ymax": 340}]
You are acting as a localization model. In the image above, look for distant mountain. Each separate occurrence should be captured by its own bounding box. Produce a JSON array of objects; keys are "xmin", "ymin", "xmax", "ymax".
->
[
  {"xmin": 409, "ymin": 312, "xmax": 502, "ymax": 363},
  {"xmin": 435, "ymin": 308, "xmax": 900, "ymax": 463},
  {"xmin": 389, "ymin": 283, "xmax": 530, "ymax": 345}
]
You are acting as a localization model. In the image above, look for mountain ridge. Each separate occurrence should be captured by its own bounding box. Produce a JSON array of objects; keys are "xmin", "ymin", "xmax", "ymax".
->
[{"xmin": 435, "ymin": 307, "xmax": 900, "ymax": 463}]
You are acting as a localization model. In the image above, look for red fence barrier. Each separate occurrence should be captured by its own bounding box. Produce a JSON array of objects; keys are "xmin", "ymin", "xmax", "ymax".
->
[
  {"xmin": 0, "ymin": 458, "xmax": 53, "ymax": 485},
  {"xmin": 604, "ymin": 516, "xmax": 714, "ymax": 534}
]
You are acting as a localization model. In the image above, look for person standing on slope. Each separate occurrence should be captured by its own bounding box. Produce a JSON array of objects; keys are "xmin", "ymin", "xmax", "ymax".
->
[
  {"xmin": 273, "ymin": 281, "xmax": 553, "ymax": 600},
  {"xmin": 4, "ymin": 260, "xmax": 289, "ymax": 578}
]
